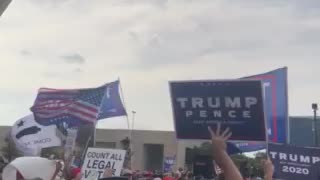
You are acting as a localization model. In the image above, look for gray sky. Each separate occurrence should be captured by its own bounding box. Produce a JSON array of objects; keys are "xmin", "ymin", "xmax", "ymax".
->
[{"xmin": 1, "ymin": 0, "xmax": 320, "ymax": 131}]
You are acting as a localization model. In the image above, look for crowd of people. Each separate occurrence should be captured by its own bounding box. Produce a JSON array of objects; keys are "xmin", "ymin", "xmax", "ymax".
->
[{"xmin": 1, "ymin": 123, "xmax": 274, "ymax": 180}]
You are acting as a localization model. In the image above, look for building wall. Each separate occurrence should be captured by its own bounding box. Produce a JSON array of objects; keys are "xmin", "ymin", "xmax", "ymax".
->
[{"xmin": 95, "ymin": 129, "xmax": 178, "ymax": 171}]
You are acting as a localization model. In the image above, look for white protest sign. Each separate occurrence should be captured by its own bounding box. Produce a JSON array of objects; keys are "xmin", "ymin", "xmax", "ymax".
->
[{"xmin": 82, "ymin": 148, "xmax": 126, "ymax": 180}]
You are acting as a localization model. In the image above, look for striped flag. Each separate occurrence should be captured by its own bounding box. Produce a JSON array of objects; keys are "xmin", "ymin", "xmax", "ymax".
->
[{"xmin": 31, "ymin": 85, "xmax": 106, "ymax": 126}]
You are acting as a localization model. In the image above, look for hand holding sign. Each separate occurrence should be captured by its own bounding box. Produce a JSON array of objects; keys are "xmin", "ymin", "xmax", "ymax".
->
[{"xmin": 103, "ymin": 168, "xmax": 113, "ymax": 178}]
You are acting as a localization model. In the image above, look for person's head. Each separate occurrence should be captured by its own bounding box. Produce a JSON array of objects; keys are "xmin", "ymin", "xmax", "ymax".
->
[
  {"xmin": 174, "ymin": 172, "xmax": 181, "ymax": 179},
  {"xmin": 123, "ymin": 169, "xmax": 133, "ymax": 180},
  {"xmin": 187, "ymin": 172, "xmax": 193, "ymax": 179},
  {"xmin": 178, "ymin": 168, "xmax": 183, "ymax": 172},
  {"xmin": 71, "ymin": 167, "xmax": 81, "ymax": 178}
]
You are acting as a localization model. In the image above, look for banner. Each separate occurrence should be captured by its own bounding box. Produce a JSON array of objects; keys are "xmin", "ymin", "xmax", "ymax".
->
[
  {"xmin": 82, "ymin": 148, "xmax": 126, "ymax": 180},
  {"xmin": 268, "ymin": 143, "xmax": 320, "ymax": 180},
  {"xmin": 242, "ymin": 67, "xmax": 288, "ymax": 143},
  {"xmin": 11, "ymin": 114, "xmax": 62, "ymax": 156},
  {"xmin": 170, "ymin": 80, "xmax": 266, "ymax": 141},
  {"xmin": 163, "ymin": 155, "xmax": 176, "ymax": 173},
  {"xmin": 233, "ymin": 142, "xmax": 266, "ymax": 152}
]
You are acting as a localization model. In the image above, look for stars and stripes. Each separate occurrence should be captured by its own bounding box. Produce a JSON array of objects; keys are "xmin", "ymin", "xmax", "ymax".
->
[{"xmin": 31, "ymin": 85, "xmax": 107, "ymax": 126}]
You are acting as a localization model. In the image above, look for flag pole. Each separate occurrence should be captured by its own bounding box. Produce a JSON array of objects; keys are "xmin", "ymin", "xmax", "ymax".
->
[
  {"xmin": 118, "ymin": 77, "xmax": 134, "ymax": 168},
  {"xmin": 81, "ymin": 134, "xmax": 92, "ymax": 166},
  {"xmin": 130, "ymin": 111, "xmax": 136, "ymax": 169},
  {"xmin": 118, "ymin": 78, "xmax": 130, "ymax": 130}
]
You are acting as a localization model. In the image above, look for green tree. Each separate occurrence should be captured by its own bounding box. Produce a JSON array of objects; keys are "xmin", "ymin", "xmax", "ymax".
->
[{"xmin": 185, "ymin": 142, "xmax": 266, "ymax": 178}]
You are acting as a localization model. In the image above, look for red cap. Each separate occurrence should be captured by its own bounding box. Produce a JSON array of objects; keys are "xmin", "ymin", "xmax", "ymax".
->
[{"xmin": 71, "ymin": 168, "xmax": 81, "ymax": 177}]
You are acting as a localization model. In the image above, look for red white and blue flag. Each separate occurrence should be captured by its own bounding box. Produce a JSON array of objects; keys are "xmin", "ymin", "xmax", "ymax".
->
[{"xmin": 31, "ymin": 81, "xmax": 127, "ymax": 127}]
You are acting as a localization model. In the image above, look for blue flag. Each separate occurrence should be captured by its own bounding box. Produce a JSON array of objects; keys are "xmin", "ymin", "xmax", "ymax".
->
[
  {"xmin": 98, "ymin": 80, "xmax": 127, "ymax": 120},
  {"xmin": 242, "ymin": 67, "xmax": 288, "ymax": 143}
]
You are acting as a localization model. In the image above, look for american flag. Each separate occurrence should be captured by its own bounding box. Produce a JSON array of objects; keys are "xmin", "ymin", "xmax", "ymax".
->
[{"xmin": 31, "ymin": 85, "xmax": 107, "ymax": 126}]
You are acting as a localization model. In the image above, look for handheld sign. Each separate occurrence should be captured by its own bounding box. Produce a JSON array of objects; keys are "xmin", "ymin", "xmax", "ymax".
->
[
  {"xmin": 163, "ymin": 156, "xmax": 176, "ymax": 173},
  {"xmin": 82, "ymin": 148, "xmax": 126, "ymax": 180},
  {"xmin": 268, "ymin": 143, "xmax": 320, "ymax": 180},
  {"xmin": 169, "ymin": 80, "xmax": 266, "ymax": 141}
]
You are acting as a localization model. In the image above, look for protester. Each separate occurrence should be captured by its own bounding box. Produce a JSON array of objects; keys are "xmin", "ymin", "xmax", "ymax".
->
[
  {"xmin": 122, "ymin": 169, "xmax": 133, "ymax": 180},
  {"xmin": 70, "ymin": 167, "xmax": 81, "ymax": 180},
  {"xmin": 70, "ymin": 171, "xmax": 82, "ymax": 180},
  {"xmin": 208, "ymin": 123, "xmax": 243, "ymax": 180},
  {"xmin": 163, "ymin": 173, "xmax": 174, "ymax": 180}
]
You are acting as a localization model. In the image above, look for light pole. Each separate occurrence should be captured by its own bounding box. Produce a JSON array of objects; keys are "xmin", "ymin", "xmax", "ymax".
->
[
  {"xmin": 130, "ymin": 111, "xmax": 136, "ymax": 169},
  {"xmin": 312, "ymin": 103, "xmax": 318, "ymax": 146},
  {"xmin": 131, "ymin": 111, "xmax": 136, "ymax": 131}
]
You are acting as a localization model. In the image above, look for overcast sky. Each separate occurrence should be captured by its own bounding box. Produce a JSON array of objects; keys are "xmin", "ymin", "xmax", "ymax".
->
[{"xmin": 1, "ymin": 0, "xmax": 320, "ymax": 131}]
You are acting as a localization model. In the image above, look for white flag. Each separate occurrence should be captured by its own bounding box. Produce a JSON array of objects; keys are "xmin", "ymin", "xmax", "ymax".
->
[{"xmin": 11, "ymin": 114, "xmax": 62, "ymax": 156}]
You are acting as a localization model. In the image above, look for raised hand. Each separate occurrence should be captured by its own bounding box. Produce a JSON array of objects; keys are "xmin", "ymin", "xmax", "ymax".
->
[
  {"xmin": 208, "ymin": 123, "xmax": 232, "ymax": 153},
  {"xmin": 208, "ymin": 123, "xmax": 243, "ymax": 180}
]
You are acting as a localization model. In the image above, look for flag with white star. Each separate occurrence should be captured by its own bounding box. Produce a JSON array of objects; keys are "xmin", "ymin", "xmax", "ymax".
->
[{"xmin": 98, "ymin": 80, "xmax": 127, "ymax": 120}]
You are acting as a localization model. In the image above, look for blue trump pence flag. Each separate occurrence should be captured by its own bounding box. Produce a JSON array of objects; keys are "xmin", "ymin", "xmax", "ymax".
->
[
  {"xmin": 242, "ymin": 67, "xmax": 288, "ymax": 143},
  {"xmin": 31, "ymin": 81, "xmax": 127, "ymax": 127},
  {"xmin": 170, "ymin": 80, "xmax": 266, "ymax": 141},
  {"xmin": 98, "ymin": 81, "xmax": 127, "ymax": 120}
]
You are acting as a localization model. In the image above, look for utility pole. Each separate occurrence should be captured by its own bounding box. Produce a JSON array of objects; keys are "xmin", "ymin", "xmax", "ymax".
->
[{"xmin": 312, "ymin": 103, "xmax": 318, "ymax": 146}]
